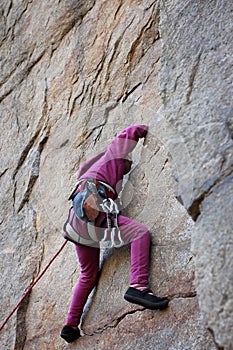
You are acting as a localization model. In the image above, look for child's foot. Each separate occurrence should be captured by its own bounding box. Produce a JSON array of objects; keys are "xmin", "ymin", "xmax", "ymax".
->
[
  {"xmin": 124, "ymin": 287, "xmax": 169, "ymax": 310},
  {"xmin": 60, "ymin": 325, "xmax": 80, "ymax": 343}
]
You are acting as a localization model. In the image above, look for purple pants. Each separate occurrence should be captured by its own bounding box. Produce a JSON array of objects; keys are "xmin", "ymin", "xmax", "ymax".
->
[{"xmin": 66, "ymin": 215, "xmax": 151, "ymax": 327}]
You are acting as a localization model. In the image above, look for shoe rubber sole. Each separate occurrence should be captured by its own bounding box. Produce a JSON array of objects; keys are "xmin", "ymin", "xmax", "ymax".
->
[{"xmin": 124, "ymin": 293, "xmax": 169, "ymax": 310}]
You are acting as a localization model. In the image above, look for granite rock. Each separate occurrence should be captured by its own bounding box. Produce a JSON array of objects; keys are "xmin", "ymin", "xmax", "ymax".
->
[{"xmin": 1, "ymin": 0, "xmax": 231, "ymax": 349}]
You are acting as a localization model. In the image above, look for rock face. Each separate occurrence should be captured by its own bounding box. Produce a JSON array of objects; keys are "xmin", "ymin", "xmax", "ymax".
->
[
  {"xmin": 0, "ymin": 1, "xmax": 232, "ymax": 350},
  {"xmin": 159, "ymin": 1, "xmax": 233, "ymax": 349}
]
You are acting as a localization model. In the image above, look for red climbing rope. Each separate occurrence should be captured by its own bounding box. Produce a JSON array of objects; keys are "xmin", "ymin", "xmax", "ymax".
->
[{"xmin": 0, "ymin": 240, "xmax": 68, "ymax": 332}]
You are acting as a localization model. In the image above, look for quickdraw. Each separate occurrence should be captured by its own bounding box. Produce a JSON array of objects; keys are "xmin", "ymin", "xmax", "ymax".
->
[{"xmin": 100, "ymin": 198, "xmax": 124, "ymax": 248}]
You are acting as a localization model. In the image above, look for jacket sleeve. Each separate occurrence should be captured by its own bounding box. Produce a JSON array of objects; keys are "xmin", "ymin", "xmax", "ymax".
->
[
  {"xmin": 105, "ymin": 124, "xmax": 148, "ymax": 159},
  {"xmin": 77, "ymin": 151, "xmax": 105, "ymax": 179}
]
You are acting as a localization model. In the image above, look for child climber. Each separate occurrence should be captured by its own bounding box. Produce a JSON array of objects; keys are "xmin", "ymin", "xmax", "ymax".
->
[{"xmin": 60, "ymin": 125, "xmax": 169, "ymax": 343}]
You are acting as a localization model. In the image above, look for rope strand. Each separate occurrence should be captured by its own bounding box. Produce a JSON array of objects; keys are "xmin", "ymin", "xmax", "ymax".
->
[{"xmin": 0, "ymin": 240, "xmax": 68, "ymax": 332}]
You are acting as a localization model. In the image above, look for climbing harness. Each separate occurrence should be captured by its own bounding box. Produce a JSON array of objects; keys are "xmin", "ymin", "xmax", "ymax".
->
[
  {"xmin": 0, "ymin": 240, "xmax": 68, "ymax": 332},
  {"xmin": 63, "ymin": 178, "xmax": 124, "ymax": 248}
]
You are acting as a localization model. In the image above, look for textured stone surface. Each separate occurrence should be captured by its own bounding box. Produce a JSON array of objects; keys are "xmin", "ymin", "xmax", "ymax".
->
[
  {"xmin": 0, "ymin": 0, "xmax": 231, "ymax": 349},
  {"xmin": 159, "ymin": 1, "xmax": 233, "ymax": 349},
  {"xmin": 192, "ymin": 175, "xmax": 233, "ymax": 349},
  {"xmin": 159, "ymin": 0, "xmax": 233, "ymax": 216},
  {"xmin": 68, "ymin": 298, "xmax": 217, "ymax": 350}
]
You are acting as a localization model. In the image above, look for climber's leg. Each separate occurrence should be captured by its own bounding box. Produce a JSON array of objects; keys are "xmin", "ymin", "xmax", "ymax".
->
[
  {"xmin": 61, "ymin": 244, "xmax": 100, "ymax": 343},
  {"xmin": 116, "ymin": 215, "xmax": 169, "ymax": 310}
]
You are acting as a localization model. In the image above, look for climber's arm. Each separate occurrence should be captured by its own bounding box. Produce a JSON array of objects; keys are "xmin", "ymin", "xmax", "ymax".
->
[{"xmin": 105, "ymin": 125, "xmax": 148, "ymax": 160}]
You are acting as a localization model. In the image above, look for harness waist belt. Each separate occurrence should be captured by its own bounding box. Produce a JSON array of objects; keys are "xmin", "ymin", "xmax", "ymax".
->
[{"xmin": 68, "ymin": 178, "xmax": 116, "ymax": 201}]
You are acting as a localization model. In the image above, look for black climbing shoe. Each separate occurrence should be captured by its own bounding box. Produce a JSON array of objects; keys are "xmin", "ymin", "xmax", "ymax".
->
[
  {"xmin": 60, "ymin": 325, "xmax": 80, "ymax": 343},
  {"xmin": 124, "ymin": 287, "xmax": 169, "ymax": 310}
]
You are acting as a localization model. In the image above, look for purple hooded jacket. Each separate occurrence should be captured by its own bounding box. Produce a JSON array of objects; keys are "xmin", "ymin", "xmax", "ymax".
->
[
  {"xmin": 63, "ymin": 125, "xmax": 148, "ymax": 242},
  {"xmin": 77, "ymin": 124, "xmax": 148, "ymax": 192}
]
